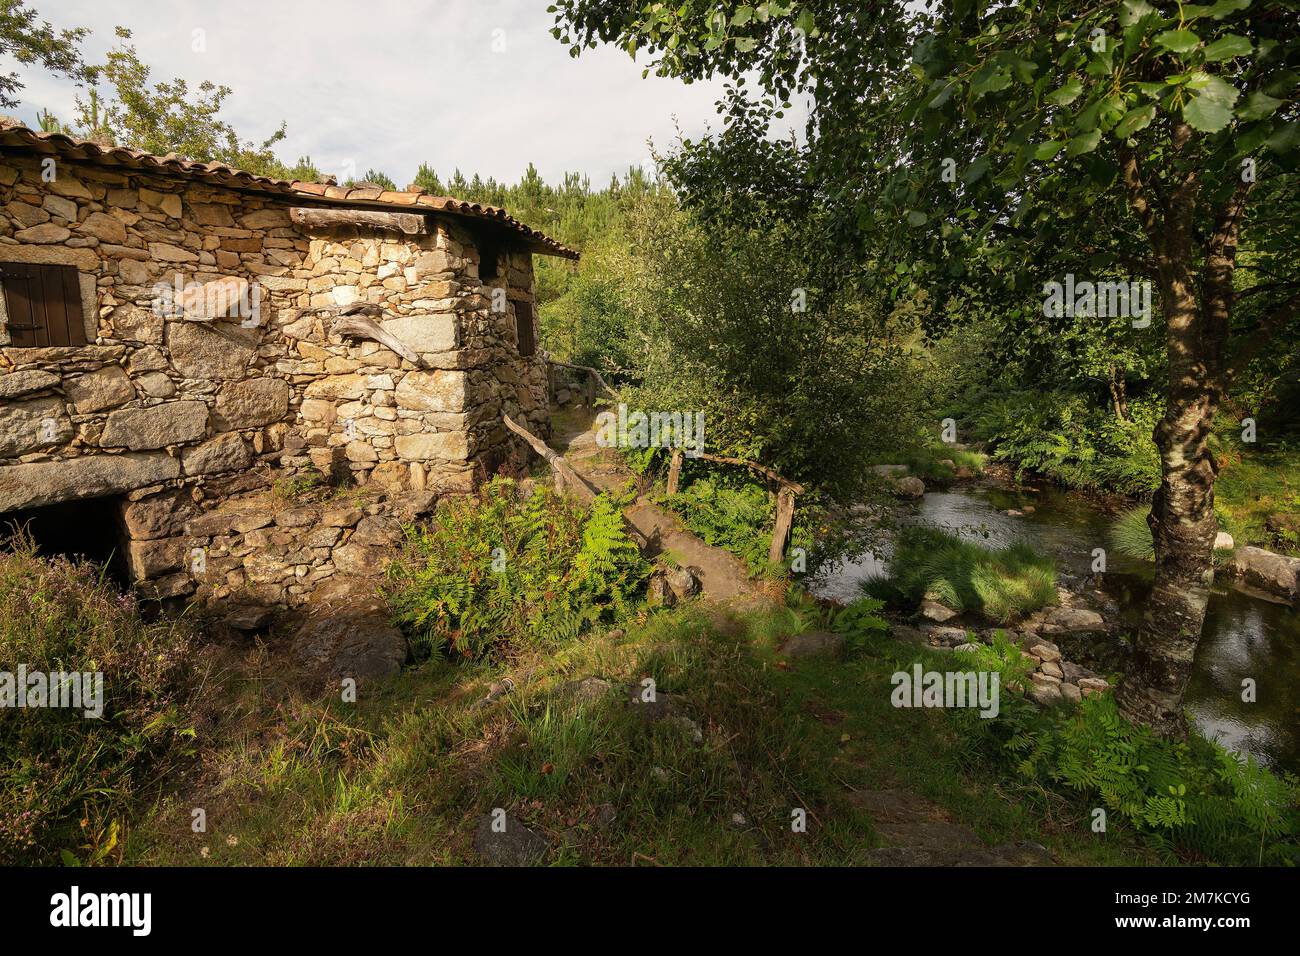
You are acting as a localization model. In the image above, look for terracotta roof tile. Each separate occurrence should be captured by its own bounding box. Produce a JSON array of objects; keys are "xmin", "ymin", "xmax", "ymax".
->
[{"xmin": 0, "ymin": 119, "xmax": 578, "ymax": 258}]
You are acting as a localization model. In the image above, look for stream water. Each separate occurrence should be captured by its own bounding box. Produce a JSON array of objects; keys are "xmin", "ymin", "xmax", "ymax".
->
[{"xmin": 813, "ymin": 484, "xmax": 1300, "ymax": 773}]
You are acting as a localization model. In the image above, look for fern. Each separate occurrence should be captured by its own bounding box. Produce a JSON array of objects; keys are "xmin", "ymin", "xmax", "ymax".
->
[{"xmin": 385, "ymin": 478, "xmax": 651, "ymax": 660}]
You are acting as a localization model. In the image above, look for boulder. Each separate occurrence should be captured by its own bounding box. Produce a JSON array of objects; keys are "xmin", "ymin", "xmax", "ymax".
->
[
  {"xmin": 647, "ymin": 573, "xmax": 676, "ymax": 608},
  {"xmin": 780, "ymin": 630, "xmax": 847, "ymax": 660},
  {"xmin": 100, "ymin": 401, "xmax": 208, "ymax": 450},
  {"xmin": 893, "ymin": 476, "xmax": 926, "ymax": 499},
  {"xmin": 920, "ymin": 599, "xmax": 959, "ymax": 623},
  {"xmin": 290, "ymin": 610, "xmax": 408, "ymax": 679},
  {"xmin": 1222, "ymin": 546, "xmax": 1300, "ymax": 605},
  {"xmin": 473, "ymin": 812, "xmax": 548, "ymax": 866},
  {"xmin": 665, "ymin": 566, "xmax": 701, "ymax": 601},
  {"xmin": 1041, "ymin": 606, "xmax": 1106, "ymax": 635}
]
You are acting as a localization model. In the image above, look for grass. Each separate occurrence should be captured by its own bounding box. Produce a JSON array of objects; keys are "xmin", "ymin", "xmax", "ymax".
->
[
  {"xmin": 120, "ymin": 598, "xmax": 1165, "ymax": 867},
  {"xmin": 0, "ymin": 534, "xmax": 204, "ymax": 865},
  {"xmin": 1213, "ymin": 444, "xmax": 1300, "ymax": 556},
  {"xmin": 894, "ymin": 445, "xmax": 988, "ymax": 483},
  {"xmin": 864, "ymin": 526, "xmax": 1057, "ymax": 623}
]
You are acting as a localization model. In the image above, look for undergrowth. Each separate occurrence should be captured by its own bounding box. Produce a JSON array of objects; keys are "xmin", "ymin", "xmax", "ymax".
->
[{"xmin": 385, "ymin": 477, "xmax": 650, "ymax": 660}]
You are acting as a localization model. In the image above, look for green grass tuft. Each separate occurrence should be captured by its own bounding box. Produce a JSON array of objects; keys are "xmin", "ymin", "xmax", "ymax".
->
[{"xmin": 864, "ymin": 526, "xmax": 1057, "ymax": 623}]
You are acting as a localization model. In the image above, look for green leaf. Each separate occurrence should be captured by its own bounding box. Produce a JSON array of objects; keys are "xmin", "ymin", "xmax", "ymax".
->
[
  {"xmin": 1047, "ymin": 77, "xmax": 1084, "ymax": 106},
  {"xmin": 1237, "ymin": 90, "xmax": 1284, "ymax": 122},
  {"xmin": 1184, "ymin": 92, "xmax": 1235, "ymax": 132},
  {"xmin": 732, "ymin": 6, "xmax": 754, "ymax": 26},
  {"xmin": 1066, "ymin": 129, "xmax": 1102, "ymax": 156},
  {"xmin": 906, "ymin": 210, "xmax": 928, "ymax": 227},
  {"xmin": 1119, "ymin": 0, "xmax": 1158, "ymax": 27},
  {"xmin": 1202, "ymin": 34, "xmax": 1251, "ymax": 60},
  {"xmin": 1155, "ymin": 29, "xmax": 1201, "ymax": 54},
  {"xmin": 1114, "ymin": 103, "xmax": 1156, "ymax": 137},
  {"xmin": 1264, "ymin": 121, "xmax": 1300, "ymax": 154},
  {"xmin": 1033, "ymin": 140, "xmax": 1065, "ymax": 161}
]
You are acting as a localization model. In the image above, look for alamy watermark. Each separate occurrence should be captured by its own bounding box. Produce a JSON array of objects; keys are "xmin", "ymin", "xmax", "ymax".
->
[
  {"xmin": 890, "ymin": 663, "xmax": 1000, "ymax": 718},
  {"xmin": 1, "ymin": 666, "xmax": 103, "ymax": 718},
  {"xmin": 595, "ymin": 403, "xmax": 705, "ymax": 457},
  {"xmin": 1043, "ymin": 274, "xmax": 1152, "ymax": 328}
]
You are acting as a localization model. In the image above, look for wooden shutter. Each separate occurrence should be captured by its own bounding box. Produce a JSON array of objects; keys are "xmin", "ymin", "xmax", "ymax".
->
[
  {"xmin": 0, "ymin": 263, "xmax": 86, "ymax": 347},
  {"xmin": 515, "ymin": 300, "xmax": 536, "ymax": 357}
]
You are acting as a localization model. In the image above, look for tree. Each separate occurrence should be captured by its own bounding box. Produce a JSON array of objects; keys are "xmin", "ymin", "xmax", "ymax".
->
[
  {"xmin": 552, "ymin": 0, "xmax": 1300, "ymax": 736},
  {"xmin": 74, "ymin": 27, "xmax": 316, "ymax": 180},
  {"xmin": 0, "ymin": 0, "xmax": 87, "ymax": 109}
]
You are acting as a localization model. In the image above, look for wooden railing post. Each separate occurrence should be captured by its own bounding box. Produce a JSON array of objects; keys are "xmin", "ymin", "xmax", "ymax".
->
[
  {"xmin": 666, "ymin": 449, "xmax": 684, "ymax": 496},
  {"xmin": 768, "ymin": 486, "xmax": 797, "ymax": 565}
]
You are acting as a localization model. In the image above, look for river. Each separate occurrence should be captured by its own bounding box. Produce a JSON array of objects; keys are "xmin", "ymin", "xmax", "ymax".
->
[{"xmin": 813, "ymin": 484, "xmax": 1300, "ymax": 773}]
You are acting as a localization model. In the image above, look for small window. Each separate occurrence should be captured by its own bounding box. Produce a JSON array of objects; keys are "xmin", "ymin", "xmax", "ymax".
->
[
  {"xmin": 515, "ymin": 300, "xmax": 536, "ymax": 357},
  {"xmin": 0, "ymin": 263, "xmax": 86, "ymax": 347},
  {"xmin": 477, "ymin": 235, "xmax": 502, "ymax": 280}
]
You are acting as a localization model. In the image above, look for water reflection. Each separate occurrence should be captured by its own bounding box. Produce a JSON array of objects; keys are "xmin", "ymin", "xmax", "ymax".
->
[{"xmin": 813, "ymin": 485, "xmax": 1300, "ymax": 772}]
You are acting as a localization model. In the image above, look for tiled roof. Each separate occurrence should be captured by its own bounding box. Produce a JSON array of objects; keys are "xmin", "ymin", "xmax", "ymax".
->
[{"xmin": 0, "ymin": 120, "xmax": 578, "ymax": 259}]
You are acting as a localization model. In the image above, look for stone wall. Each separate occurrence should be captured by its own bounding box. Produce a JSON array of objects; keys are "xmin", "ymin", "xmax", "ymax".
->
[{"xmin": 0, "ymin": 153, "xmax": 551, "ymax": 604}]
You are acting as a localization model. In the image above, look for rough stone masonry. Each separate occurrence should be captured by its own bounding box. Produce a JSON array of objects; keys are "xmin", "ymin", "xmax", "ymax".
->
[{"xmin": 0, "ymin": 120, "xmax": 576, "ymax": 612}]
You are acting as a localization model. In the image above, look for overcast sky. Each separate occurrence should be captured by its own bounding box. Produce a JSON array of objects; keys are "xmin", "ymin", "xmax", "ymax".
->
[{"xmin": 5, "ymin": 0, "xmax": 803, "ymax": 188}]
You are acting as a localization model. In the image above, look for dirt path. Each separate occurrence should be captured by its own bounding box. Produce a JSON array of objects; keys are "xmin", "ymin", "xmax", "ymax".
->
[{"xmin": 545, "ymin": 406, "xmax": 1056, "ymax": 866}]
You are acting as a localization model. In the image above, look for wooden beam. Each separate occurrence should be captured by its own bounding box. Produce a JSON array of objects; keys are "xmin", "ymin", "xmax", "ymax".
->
[
  {"xmin": 329, "ymin": 314, "xmax": 424, "ymax": 366},
  {"xmin": 502, "ymin": 414, "xmax": 598, "ymax": 504},
  {"xmin": 289, "ymin": 206, "xmax": 428, "ymax": 236}
]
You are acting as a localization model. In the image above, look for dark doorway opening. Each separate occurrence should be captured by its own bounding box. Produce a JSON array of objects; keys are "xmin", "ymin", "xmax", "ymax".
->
[{"xmin": 2, "ymin": 496, "xmax": 130, "ymax": 586}]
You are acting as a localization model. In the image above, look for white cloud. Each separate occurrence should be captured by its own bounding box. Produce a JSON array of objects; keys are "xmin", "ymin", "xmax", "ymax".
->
[{"xmin": 3, "ymin": 0, "xmax": 803, "ymax": 187}]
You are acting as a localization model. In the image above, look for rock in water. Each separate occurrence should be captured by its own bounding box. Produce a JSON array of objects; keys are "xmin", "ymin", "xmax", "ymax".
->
[{"xmin": 893, "ymin": 476, "xmax": 926, "ymax": 499}]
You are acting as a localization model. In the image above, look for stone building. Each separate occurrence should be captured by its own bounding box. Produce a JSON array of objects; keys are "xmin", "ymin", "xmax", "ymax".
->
[{"xmin": 0, "ymin": 120, "xmax": 575, "ymax": 611}]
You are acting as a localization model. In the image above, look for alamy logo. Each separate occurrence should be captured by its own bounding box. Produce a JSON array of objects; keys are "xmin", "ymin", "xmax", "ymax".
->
[
  {"xmin": 0, "ymin": 666, "xmax": 102, "ymax": 718},
  {"xmin": 50, "ymin": 886, "xmax": 151, "ymax": 936},
  {"xmin": 595, "ymin": 403, "xmax": 705, "ymax": 457},
  {"xmin": 890, "ymin": 663, "xmax": 1000, "ymax": 718},
  {"xmin": 1042, "ymin": 274, "xmax": 1152, "ymax": 327}
]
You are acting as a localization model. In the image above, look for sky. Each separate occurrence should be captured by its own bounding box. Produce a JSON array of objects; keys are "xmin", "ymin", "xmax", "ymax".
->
[{"xmin": 5, "ymin": 0, "xmax": 805, "ymax": 189}]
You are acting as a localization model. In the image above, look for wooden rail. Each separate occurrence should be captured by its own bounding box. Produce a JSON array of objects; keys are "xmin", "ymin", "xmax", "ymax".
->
[{"xmin": 666, "ymin": 448, "xmax": 803, "ymax": 565}]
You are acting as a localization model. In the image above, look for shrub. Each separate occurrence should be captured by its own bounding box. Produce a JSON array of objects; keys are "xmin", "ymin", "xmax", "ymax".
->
[
  {"xmin": 0, "ymin": 535, "xmax": 203, "ymax": 865},
  {"xmin": 385, "ymin": 478, "xmax": 650, "ymax": 660},
  {"xmin": 662, "ymin": 476, "xmax": 813, "ymax": 578},
  {"xmin": 865, "ymin": 526, "xmax": 1057, "ymax": 623}
]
